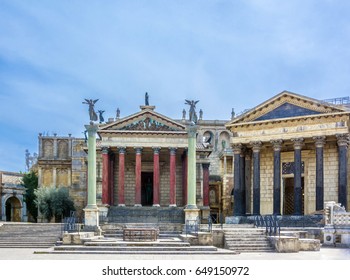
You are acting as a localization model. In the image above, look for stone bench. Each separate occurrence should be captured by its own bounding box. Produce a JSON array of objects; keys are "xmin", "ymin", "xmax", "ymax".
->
[{"xmin": 123, "ymin": 227, "xmax": 159, "ymax": 242}]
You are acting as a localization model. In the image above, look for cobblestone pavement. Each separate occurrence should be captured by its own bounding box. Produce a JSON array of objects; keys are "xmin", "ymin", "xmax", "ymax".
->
[{"xmin": 0, "ymin": 247, "xmax": 349, "ymax": 260}]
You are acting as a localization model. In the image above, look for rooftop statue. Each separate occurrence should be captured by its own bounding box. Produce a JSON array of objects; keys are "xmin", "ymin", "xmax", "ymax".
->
[
  {"xmin": 145, "ymin": 92, "xmax": 149, "ymax": 106},
  {"xmin": 185, "ymin": 99, "xmax": 199, "ymax": 124},
  {"xmin": 82, "ymin": 99, "xmax": 99, "ymax": 122},
  {"xmin": 98, "ymin": 110, "xmax": 105, "ymax": 123}
]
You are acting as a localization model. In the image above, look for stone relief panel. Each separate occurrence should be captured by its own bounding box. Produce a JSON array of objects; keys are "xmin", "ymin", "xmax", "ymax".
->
[
  {"xmin": 43, "ymin": 140, "xmax": 54, "ymax": 159},
  {"xmin": 42, "ymin": 169, "xmax": 53, "ymax": 186},
  {"xmin": 58, "ymin": 140, "xmax": 69, "ymax": 159},
  {"xmin": 57, "ymin": 169, "xmax": 68, "ymax": 186}
]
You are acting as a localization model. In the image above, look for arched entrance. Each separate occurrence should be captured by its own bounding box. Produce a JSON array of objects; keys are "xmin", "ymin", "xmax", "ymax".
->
[{"xmin": 5, "ymin": 196, "xmax": 22, "ymax": 222}]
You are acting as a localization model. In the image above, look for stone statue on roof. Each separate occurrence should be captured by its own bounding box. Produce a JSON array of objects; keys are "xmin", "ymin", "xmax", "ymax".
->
[
  {"xmin": 98, "ymin": 110, "xmax": 105, "ymax": 123},
  {"xmin": 82, "ymin": 99, "xmax": 99, "ymax": 122},
  {"xmin": 145, "ymin": 92, "xmax": 149, "ymax": 106},
  {"xmin": 185, "ymin": 99, "xmax": 199, "ymax": 124}
]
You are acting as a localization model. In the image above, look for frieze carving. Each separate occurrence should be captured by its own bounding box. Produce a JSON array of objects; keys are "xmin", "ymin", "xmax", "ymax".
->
[{"xmin": 122, "ymin": 117, "xmax": 176, "ymax": 131}]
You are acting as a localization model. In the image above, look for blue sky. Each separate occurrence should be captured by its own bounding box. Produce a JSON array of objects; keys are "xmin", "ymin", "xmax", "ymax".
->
[{"xmin": 1, "ymin": 0, "xmax": 350, "ymax": 172}]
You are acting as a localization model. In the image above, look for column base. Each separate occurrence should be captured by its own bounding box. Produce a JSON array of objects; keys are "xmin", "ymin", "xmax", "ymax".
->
[
  {"xmin": 118, "ymin": 204, "xmax": 126, "ymax": 207},
  {"xmin": 83, "ymin": 206, "xmax": 101, "ymax": 235},
  {"xmin": 184, "ymin": 208, "xmax": 200, "ymax": 221},
  {"xmin": 153, "ymin": 204, "xmax": 160, "ymax": 207},
  {"xmin": 169, "ymin": 204, "xmax": 177, "ymax": 207},
  {"xmin": 134, "ymin": 204, "xmax": 142, "ymax": 207}
]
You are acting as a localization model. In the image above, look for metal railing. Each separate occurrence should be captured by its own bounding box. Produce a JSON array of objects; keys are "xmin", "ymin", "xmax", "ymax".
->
[
  {"xmin": 62, "ymin": 211, "xmax": 84, "ymax": 233},
  {"xmin": 185, "ymin": 217, "xmax": 199, "ymax": 236},
  {"xmin": 254, "ymin": 215, "xmax": 280, "ymax": 236}
]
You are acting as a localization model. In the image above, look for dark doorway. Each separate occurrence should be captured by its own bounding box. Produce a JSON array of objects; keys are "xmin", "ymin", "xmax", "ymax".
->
[
  {"xmin": 141, "ymin": 172, "xmax": 153, "ymax": 206},
  {"xmin": 5, "ymin": 197, "xmax": 21, "ymax": 222},
  {"xmin": 283, "ymin": 177, "xmax": 304, "ymax": 215}
]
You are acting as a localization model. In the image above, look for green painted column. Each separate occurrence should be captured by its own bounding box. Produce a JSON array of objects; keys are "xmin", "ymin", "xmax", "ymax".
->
[
  {"xmin": 186, "ymin": 124, "xmax": 197, "ymax": 209},
  {"xmin": 85, "ymin": 123, "xmax": 99, "ymax": 208}
]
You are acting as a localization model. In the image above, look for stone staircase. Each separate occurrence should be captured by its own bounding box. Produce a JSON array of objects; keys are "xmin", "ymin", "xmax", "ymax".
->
[
  {"xmin": 223, "ymin": 225, "xmax": 275, "ymax": 253},
  {"xmin": 0, "ymin": 223, "xmax": 62, "ymax": 248},
  {"xmin": 46, "ymin": 222, "xmax": 235, "ymax": 255}
]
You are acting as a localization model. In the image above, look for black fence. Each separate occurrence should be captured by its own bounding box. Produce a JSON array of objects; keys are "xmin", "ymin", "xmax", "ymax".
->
[
  {"xmin": 62, "ymin": 211, "xmax": 84, "ymax": 233},
  {"xmin": 254, "ymin": 215, "xmax": 280, "ymax": 236}
]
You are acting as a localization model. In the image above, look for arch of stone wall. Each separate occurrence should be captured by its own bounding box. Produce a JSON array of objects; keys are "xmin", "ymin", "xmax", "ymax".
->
[
  {"xmin": 1, "ymin": 194, "xmax": 27, "ymax": 222},
  {"xmin": 219, "ymin": 131, "xmax": 231, "ymax": 151}
]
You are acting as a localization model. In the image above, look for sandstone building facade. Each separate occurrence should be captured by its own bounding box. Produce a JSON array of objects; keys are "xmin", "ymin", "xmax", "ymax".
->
[{"xmin": 34, "ymin": 91, "xmax": 350, "ymax": 222}]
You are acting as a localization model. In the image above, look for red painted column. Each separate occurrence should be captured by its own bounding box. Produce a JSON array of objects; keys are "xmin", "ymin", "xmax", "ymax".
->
[
  {"xmin": 153, "ymin": 147, "xmax": 161, "ymax": 206},
  {"xmin": 182, "ymin": 150, "xmax": 188, "ymax": 206},
  {"xmin": 109, "ymin": 153, "xmax": 115, "ymax": 205},
  {"xmin": 101, "ymin": 147, "xmax": 110, "ymax": 205},
  {"xmin": 169, "ymin": 147, "xmax": 177, "ymax": 206},
  {"xmin": 202, "ymin": 163, "xmax": 210, "ymax": 207},
  {"xmin": 135, "ymin": 147, "xmax": 142, "ymax": 206},
  {"xmin": 118, "ymin": 147, "xmax": 126, "ymax": 206}
]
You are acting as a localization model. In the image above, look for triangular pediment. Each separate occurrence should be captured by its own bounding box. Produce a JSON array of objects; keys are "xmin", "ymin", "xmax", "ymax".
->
[
  {"xmin": 99, "ymin": 108, "xmax": 186, "ymax": 133},
  {"xmin": 227, "ymin": 91, "xmax": 347, "ymax": 125}
]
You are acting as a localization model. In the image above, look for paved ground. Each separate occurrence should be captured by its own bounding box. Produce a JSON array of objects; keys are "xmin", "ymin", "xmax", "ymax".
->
[{"xmin": 0, "ymin": 246, "xmax": 349, "ymax": 260}]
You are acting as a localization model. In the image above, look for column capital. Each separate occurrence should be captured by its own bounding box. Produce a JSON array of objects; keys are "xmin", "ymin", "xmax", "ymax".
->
[
  {"xmin": 187, "ymin": 124, "xmax": 198, "ymax": 138},
  {"xmin": 232, "ymin": 143, "xmax": 242, "ymax": 155},
  {"xmin": 134, "ymin": 147, "xmax": 143, "ymax": 154},
  {"xmin": 202, "ymin": 162, "xmax": 210, "ymax": 169},
  {"xmin": 313, "ymin": 136, "xmax": 326, "ymax": 148},
  {"xmin": 292, "ymin": 138, "xmax": 304, "ymax": 150},
  {"xmin": 271, "ymin": 139, "xmax": 283, "ymax": 151},
  {"xmin": 250, "ymin": 141, "xmax": 262, "ymax": 153},
  {"xmin": 336, "ymin": 133, "xmax": 349, "ymax": 147},
  {"xmin": 118, "ymin": 147, "xmax": 126, "ymax": 154},
  {"xmin": 101, "ymin": 146, "xmax": 109, "ymax": 154},
  {"xmin": 169, "ymin": 147, "xmax": 177, "ymax": 155},
  {"xmin": 152, "ymin": 147, "xmax": 161, "ymax": 154}
]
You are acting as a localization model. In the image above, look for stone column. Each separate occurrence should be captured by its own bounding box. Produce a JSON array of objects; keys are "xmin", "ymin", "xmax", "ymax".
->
[
  {"xmin": 240, "ymin": 147, "xmax": 246, "ymax": 215},
  {"xmin": 313, "ymin": 136, "xmax": 326, "ymax": 211},
  {"xmin": 233, "ymin": 143, "xmax": 244, "ymax": 216},
  {"xmin": 337, "ymin": 134, "xmax": 349, "ymax": 209},
  {"xmin": 153, "ymin": 147, "xmax": 161, "ymax": 207},
  {"xmin": 223, "ymin": 155, "xmax": 227, "ymax": 174},
  {"xmin": 271, "ymin": 139, "xmax": 283, "ymax": 215},
  {"xmin": 84, "ymin": 123, "xmax": 100, "ymax": 231},
  {"xmin": 202, "ymin": 163, "xmax": 210, "ymax": 207},
  {"xmin": 118, "ymin": 147, "xmax": 126, "ymax": 206},
  {"xmin": 109, "ymin": 153, "xmax": 115, "ymax": 205},
  {"xmin": 67, "ymin": 168, "xmax": 72, "ymax": 187},
  {"xmin": 53, "ymin": 167, "xmax": 57, "ymax": 187},
  {"xmin": 101, "ymin": 147, "xmax": 110, "ymax": 205},
  {"xmin": 169, "ymin": 147, "xmax": 177, "ymax": 207},
  {"xmin": 134, "ymin": 147, "xmax": 143, "ymax": 207},
  {"xmin": 53, "ymin": 137, "xmax": 58, "ymax": 159},
  {"xmin": 251, "ymin": 141, "xmax": 262, "ymax": 215},
  {"xmin": 182, "ymin": 150, "xmax": 188, "ymax": 206},
  {"xmin": 292, "ymin": 138, "xmax": 304, "ymax": 215},
  {"xmin": 185, "ymin": 124, "xmax": 200, "ymax": 220},
  {"xmin": 68, "ymin": 137, "xmax": 72, "ymax": 157}
]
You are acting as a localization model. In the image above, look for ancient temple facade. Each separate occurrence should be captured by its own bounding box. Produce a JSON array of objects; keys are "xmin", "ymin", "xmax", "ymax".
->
[{"xmin": 225, "ymin": 91, "xmax": 350, "ymax": 216}]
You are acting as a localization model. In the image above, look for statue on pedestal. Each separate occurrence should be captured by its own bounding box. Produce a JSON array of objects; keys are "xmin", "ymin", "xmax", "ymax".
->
[
  {"xmin": 82, "ymin": 99, "xmax": 99, "ymax": 122},
  {"xmin": 185, "ymin": 99, "xmax": 199, "ymax": 124}
]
